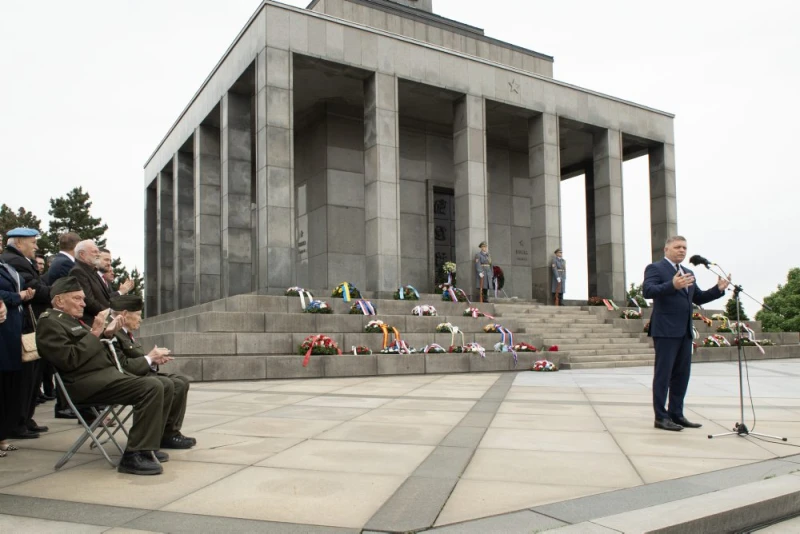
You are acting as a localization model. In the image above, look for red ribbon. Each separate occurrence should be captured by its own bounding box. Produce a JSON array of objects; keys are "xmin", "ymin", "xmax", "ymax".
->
[{"xmin": 303, "ymin": 335, "xmax": 342, "ymax": 368}]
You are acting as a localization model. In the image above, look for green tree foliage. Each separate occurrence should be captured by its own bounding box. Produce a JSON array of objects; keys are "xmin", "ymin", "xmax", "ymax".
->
[
  {"xmin": 755, "ymin": 268, "xmax": 800, "ymax": 332},
  {"xmin": 0, "ymin": 204, "xmax": 52, "ymax": 252},
  {"xmin": 625, "ymin": 282, "xmax": 649, "ymax": 308},
  {"xmin": 110, "ymin": 257, "xmax": 144, "ymax": 297},
  {"xmin": 724, "ymin": 297, "xmax": 750, "ymax": 321},
  {"xmin": 46, "ymin": 187, "xmax": 108, "ymax": 254}
]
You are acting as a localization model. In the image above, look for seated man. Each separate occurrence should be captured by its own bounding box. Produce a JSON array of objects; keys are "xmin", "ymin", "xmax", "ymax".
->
[
  {"xmin": 35, "ymin": 277, "xmax": 172, "ymax": 476},
  {"xmin": 109, "ymin": 295, "xmax": 195, "ymax": 449}
]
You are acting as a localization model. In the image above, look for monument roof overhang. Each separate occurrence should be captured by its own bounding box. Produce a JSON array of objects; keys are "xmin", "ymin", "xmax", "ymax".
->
[{"xmin": 306, "ymin": 0, "xmax": 555, "ymax": 62}]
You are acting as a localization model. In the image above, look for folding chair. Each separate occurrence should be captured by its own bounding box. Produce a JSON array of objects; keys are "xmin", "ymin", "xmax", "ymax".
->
[{"xmin": 53, "ymin": 372, "xmax": 131, "ymax": 470}]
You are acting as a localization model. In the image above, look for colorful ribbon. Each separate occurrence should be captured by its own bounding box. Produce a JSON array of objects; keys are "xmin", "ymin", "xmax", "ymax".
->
[
  {"xmin": 497, "ymin": 325, "xmax": 518, "ymax": 365},
  {"xmin": 628, "ymin": 297, "xmax": 641, "ymax": 314},
  {"xmin": 342, "ymin": 282, "xmax": 351, "ymax": 302},
  {"xmin": 398, "ymin": 285, "xmax": 420, "ymax": 301},
  {"xmin": 303, "ymin": 335, "xmax": 342, "ymax": 368},
  {"xmin": 424, "ymin": 343, "xmax": 446, "ymax": 353},
  {"xmin": 733, "ymin": 322, "xmax": 765, "ymax": 355},
  {"xmin": 356, "ymin": 300, "xmax": 376, "ymax": 315}
]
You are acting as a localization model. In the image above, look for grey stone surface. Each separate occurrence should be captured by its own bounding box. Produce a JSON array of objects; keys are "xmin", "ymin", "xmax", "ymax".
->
[
  {"xmin": 0, "ymin": 494, "xmax": 148, "ymax": 528},
  {"xmin": 267, "ymin": 355, "xmax": 325, "ymax": 378},
  {"xmin": 324, "ymin": 354, "xmax": 378, "ymax": 377},
  {"xmin": 412, "ymin": 446, "xmax": 474, "ymax": 479},
  {"xmin": 425, "ymin": 354, "xmax": 470, "ymax": 374},
  {"xmin": 236, "ymin": 333, "xmax": 293, "ymax": 354},
  {"xmin": 196, "ymin": 312, "xmax": 265, "ymax": 332},
  {"xmin": 173, "ymin": 333, "xmax": 236, "ymax": 355},
  {"xmin": 126, "ymin": 511, "xmax": 357, "ymax": 534},
  {"xmin": 440, "ymin": 426, "xmax": 485, "ymax": 448},
  {"xmin": 364, "ymin": 476, "xmax": 458, "ymax": 533},
  {"xmin": 430, "ymin": 510, "xmax": 568, "ymax": 533},
  {"xmin": 377, "ymin": 353, "xmax": 426, "ymax": 375},
  {"xmin": 203, "ymin": 355, "xmax": 266, "ymax": 381}
]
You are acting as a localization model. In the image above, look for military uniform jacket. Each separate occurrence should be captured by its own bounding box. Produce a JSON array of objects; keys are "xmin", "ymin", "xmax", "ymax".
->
[
  {"xmin": 35, "ymin": 308, "xmax": 137, "ymax": 402},
  {"xmin": 112, "ymin": 329, "xmax": 153, "ymax": 377}
]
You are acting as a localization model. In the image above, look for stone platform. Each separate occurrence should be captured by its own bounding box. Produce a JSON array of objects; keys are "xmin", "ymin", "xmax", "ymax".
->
[{"xmin": 5, "ymin": 360, "xmax": 800, "ymax": 532}]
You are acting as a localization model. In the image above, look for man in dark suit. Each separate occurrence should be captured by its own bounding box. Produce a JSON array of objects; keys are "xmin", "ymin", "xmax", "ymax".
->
[
  {"xmin": 44, "ymin": 232, "xmax": 80, "ymax": 285},
  {"xmin": 643, "ymin": 235, "xmax": 730, "ymax": 431}
]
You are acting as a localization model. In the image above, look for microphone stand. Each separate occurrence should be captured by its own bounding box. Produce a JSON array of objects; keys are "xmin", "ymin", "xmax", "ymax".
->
[{"xmin": 704, "ymin": 263, "xmax": 786, "ymax": 442}]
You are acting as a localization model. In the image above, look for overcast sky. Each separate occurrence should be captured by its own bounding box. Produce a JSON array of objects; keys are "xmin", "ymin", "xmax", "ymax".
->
[{"xmin": 1, "ymin": 0, "xmax": 797, "ymax": 315}]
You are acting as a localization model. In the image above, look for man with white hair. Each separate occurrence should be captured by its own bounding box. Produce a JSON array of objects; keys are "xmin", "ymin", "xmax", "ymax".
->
[{"xmin": 69, "ymin": 240, "xmax": 130, "ymax": 325}]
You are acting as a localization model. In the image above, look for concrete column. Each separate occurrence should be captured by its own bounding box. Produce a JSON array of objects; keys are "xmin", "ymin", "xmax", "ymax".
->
[
  {"xmin": 649, "ymin": 143, "xmax": 677, "ymax": 262},
  {"xmin": 528, "ymin": 113, "xmax": 561, "ymax": 303},
  {"xmin": 255, "ymin": 47, "xmax": 294, "ymax": 290},
  {"xmin": 592, "ymin": 128, "xmax": 626, "ymax": 302},
  {"xmin": 584, "ymin": 163, "xmax": 597, "ymax": 298},
  {"xmin": 193, "ymin": 125, "xmax": 222, "ymax": 304},
  {"xmin": 221, "ymin": 92, "xmax": 253, "ymax": 297},
  {"xmin": 364, "ymin": 72, "xmax": 400, "ymax": 293},
  {"xmin": 156, "ymin": 169, "xmax": 174, "ymax": 314},
  {"xmin": 144, "ymin": 184, "xmax": 157, "ymax": 316},
  {"xmin": 172, "ymin": 151, "xmax": 195, "ymax": 310},
  {"xmin": 453, "ymin": 95, "xmax": 487, "ymax": 294}
]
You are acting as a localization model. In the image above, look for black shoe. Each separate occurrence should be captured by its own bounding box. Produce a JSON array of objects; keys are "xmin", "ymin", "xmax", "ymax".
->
[
  {"xmin": 153, "ymin": 450, "xmax": 170, "ymax": 463},
  {"xmin": 160, "ymin": 435, "xmax": 195, "ymax": 449},
  {"xmin": 27, "ymin": 422, "xmax": 48, "ymax": 433},
  {"xmin": 9, "ymin": 429, "xmax": 40, "ymax": 439},
  {"xmin": 36, "ymin": 397, "xmax": 46, "ymax": 405},
  {"xmin": 176, "ymin": 433, "xmax": 197, "ymax": 446},
  {"xmin": 671, "ymin": 416, "xmax": 702, "ymax": 429},
  {"xmin": 55, "ymin": 409, "xmax": 77, "ymax": 420},
  {"xmin": 654, "ymin": 418, "xmax": 683, "ymax": 431},
  {"xmin": 41, "ymin": 394, "xmax": 56, "ymax": 401},
  {"xmin": 117, "ymin": 451, "xmax": 163, "ymax": 476}
]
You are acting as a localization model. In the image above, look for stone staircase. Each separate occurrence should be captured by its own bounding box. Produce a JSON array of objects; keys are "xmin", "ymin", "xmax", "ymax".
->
[{"xmin": 491, "ymin": 303, "xmax": 656, "ymax": 369}]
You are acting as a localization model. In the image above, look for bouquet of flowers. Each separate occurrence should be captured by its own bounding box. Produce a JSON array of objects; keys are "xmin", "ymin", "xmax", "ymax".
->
[
  {"xmin": 332, "ymin": 282, "xmax": 361, "ymax": 301},
  {"xmin": 436, "ymin": 322, "xmax": 456, "ymax": 333},
  {"xmin": 411, "ymin": 305, "xmax": 437, "ymax": 317},
  {"xmin": 483, "ymin": 324, "xmax": 502, "ymax": 333},
  {"xmin": 620, "ymin": 309, "xmax": 642, "ymax": 319},
  {"xmin": 532, "ymin": 359, "xmax": 558, "ymax": 372},
  {"xmin": 711, "ymin": 313, "xmax": 727, "ymax": 321},
  {"xmin": 443, "ymin": 262, "xmax": 457, "ymax": 275},
  {"xmin": 588, "ymin": 296, "xmax": 605, "ymax": 306},
  {"xmin": 463, "ymin": 307, "xmax": 495, "ymax": 319},
  {"xmin": 423, "ymin": 344, "xmax": 447, "ymax": 353},
  {"xmin": 547, "ymin": 345, "xmax": 559, "ymax": 352},
  {"xmin": 692, "ymin": 312, "xmax": 713, "ymax": 327},
  {"xmin": 448, "ymin": 345, "xmax": 465, "ymax": 353},
  {"xmin": 393, "ymin": 286, "xmax": 420, "ymax": 300},
  {"xmin": 351, "ymin": 346, "xmax": 372, "ymax": 355},
  {"xmin": 513, "ymin": 342, "xmax": 538, "ymax": 352},
  {"xmin": 440, "ymin": 287, "xmax": 469, "ymax": 302},
  {"xmin": 734, "ymin": 338, "xmax": 775, "ymax": 347},
  {"xmin": 349, "ymin": 300, "xmax": 377, "ymax": 315},
  {"xmin": 304, "ymin": 300, "xmax": 332, "ymax": 314},
  {"xmin": 380, "ymin": 341, "xmax": 416, "ymax": 354},
  {"xmin": 365, "ymin": 320, "xmax": 387, "ymax": 333},
  {"xmin": 463, "ymin": 342, "xmax": 486, "ymax": 357},
  {"xmin": 299, "ymin": 335, "xmax": 342, "ymax": 367},
  {"xmin": 643, "ymin": 321, "xmax": 651, "ymax": 333},
  {"xmin": 701, "ymin": 334, "xmax": 731, "ymax": 347},
  {"xmin": 286, "ymin": 286, "xmax": 311, "ymax": 297}
]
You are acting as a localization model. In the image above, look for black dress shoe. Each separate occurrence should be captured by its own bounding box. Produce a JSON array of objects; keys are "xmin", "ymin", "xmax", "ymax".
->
[
  {"xmin": 27, "ymin": 423, "xmax": 49, "ymax": 433},
  {"xmin": 654, "ymin": 418, "xmax": 683, "ymax": 431},
  {"xmin": 671, "ymin": 416, "xmax": 702, "ymax": 428},
  {"xmin": 153, "ymin": 450, "xmax": 170, "ymax": 463},
  {"xmin": 41, "ymin": 394, "xmax": 56, "ymax": 401},
  {"xmin": 176, "ymin": 433, "xmax": 197, "ymax": 446},
  {"xmin": 55, "ymin": 409, "xmax": 77, "ymax": 420},
  {"xmin": 117, "ymin": 451, "xmax": 163, "ymax": 476},
  {"xmin": 160, "ymin": 435, "xmax": 195, "ymax": 449},
  {"xmin": 9, "ymin": 429, "xmax": 40, "ymax": 439}
]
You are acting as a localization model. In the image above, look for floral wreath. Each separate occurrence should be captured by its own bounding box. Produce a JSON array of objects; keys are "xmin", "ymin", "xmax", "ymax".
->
[
  {"xmin": 412, "ymin": 305, "xmax": 437, "ymax": 317},
  {"xmin": 532, "ymin": 359, "xmax": 558, "ymax": 372},
  {"xmin": 423, "ymin": 343, "xmax": 446, "ymax": 353},
  {"xmin": 304, "ymin": 300, "xmax": 333, "ymax": 314},
  {"xmin": 448, "ymin": 342, "xmax": 485, "ymax": 357},
  {"xmin": 436, "ymin": 322, "xmax": 465, "ymax": 346},
  {"xmin": 440, "ymin": 286, "xmax": 469, "ymax": 302},
  {"xmin": 393, "ymin": 285, "xmax": 420, "ymax": 301},
  {"xmin": 332, "ymin": 282, "xmax": 361, "ymax": 301},
  {"xmin": 701, "ymin": 334, "xmax": 731, "ymax": 347},
  {"xmin": 692, "ymin": 312, "xmax": 713, "ymax": 327},
  {"xmin": 380, "ymin": 341, "xmax": 416, "ymax": 354},
  {"xmin": 299, "ymin": 335, "xmax": 341, "ymax": 367},
  {"xmin": 463, "ymin": 307, "xmax": 495, "ymax": 319},
  {"xmin": 513, "ymin": 342, "xmax": 538, "ymax": 352},
  {"xmin": 349, "ymin": 300, "xmax": 377, "ymax": 315},
  {"xmin": 620, "ymin": 309, "xmax": 642, "ymax": 319},
  {"xmin": 351, "ymin": 345, "xmax": 372, "ymax": 355}
]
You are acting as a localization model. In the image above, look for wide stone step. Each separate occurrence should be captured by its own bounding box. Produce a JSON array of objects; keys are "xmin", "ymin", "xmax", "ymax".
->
[
  {"xmin": 520, "ymin": 325, "xmax": 617, "ymax": 333},
  {"xmin": 554, "ymin": 343, "xmax": 654, "ymax": 352},
  {"xmin": 540, "ymin": 335, "xmax": 642, "ymax": 343},
  {"xmin": 514, "ymin": 317, "xmax": 601, "ymax": 324},
  {"xmin": 564, "ymin": 348, "xmax": 655, "ymax": 357},
  {"xmin": 561, "ymin": 359, "xmax": 654, "ymax": 370}
]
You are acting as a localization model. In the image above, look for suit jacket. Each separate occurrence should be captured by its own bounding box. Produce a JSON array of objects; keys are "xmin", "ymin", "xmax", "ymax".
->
[
  {"xmin": 0, "ymin": 245, "xmax": 50, "ymax": 331},
  {"xmin": 45, "ymin": 252, "xmax": 75, "ymax": 285},
  {"xmin": 0, "ymin": 261, "xmax": 24, "ymax": 371},
  {"xmin": 643, "ymin": 258, "xmax": 725, "ymax": 338},
  {"xmin": 34, "ymin": 308, "xmax": 135, "ymax": 402},
  {"xmin": 69, "ymin": 260, "xmax": 111, "ymax": 324}
]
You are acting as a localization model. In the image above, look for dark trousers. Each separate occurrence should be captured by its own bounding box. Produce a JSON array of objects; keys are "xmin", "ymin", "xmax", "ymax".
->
[
  {"xmin": 18, "ymin": 360, "xmax": 39, "ymax": 429},
  {"xmin": 652, "ymin": 335, "xmax": 693, "ymax": 420},
  {"xmin": 72, "ymin": 376, "xmax": 169, "ymax": 452},
  {"xmin": 0, "ymin": 371, "xmax": 22, "ymax": 441},
  {"xmin": 39, "ymin": 360, "xmax": 54, "ymax": 396},
  {"xmin": 154, "ymin": 373, "xmax": 190, "ymax": 437}
]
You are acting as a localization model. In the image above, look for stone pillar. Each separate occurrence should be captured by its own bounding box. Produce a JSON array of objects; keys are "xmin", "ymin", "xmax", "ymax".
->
[
  {"xmin": 173, "ymin": 151, "xmax": 195, "ymax": 310},
  {"xmin": 584, "ymin": 163, "xmax": 597, "ymax": 298},
  {"xmin": 592, "ymin": 128, "xmax": 626, "ymax": 302},
  {"xmin": 649, "ymin": 143, "xmax": 677, "ymax": 262},
  {"xmin": 364, "ymin": 72, "xmax": 400, "ymax": 293},
  {"xmin": 144, "ymin": 184, "xmax": 157, "ymax": 316},
  {"xmin": 156, "ymin": 169, "xmax": 174, "ymax": 314},
  {"xmin": 453, "ymin": 95, "xmax": 487, "ymax": 295},
  {"xmin": 255, "ymin": 47, "xmax": 294, "ymax": 290},
  {"xmin": 528, "ymin": 113, "xmax": 561, "ymax": 303},
  {"xmin": 194, "ymin": 125, "xmax": 222, "ymax": 304},
  {"xmin": 221, "ymin": 92, "xmax": 253, "ymax": 297}
]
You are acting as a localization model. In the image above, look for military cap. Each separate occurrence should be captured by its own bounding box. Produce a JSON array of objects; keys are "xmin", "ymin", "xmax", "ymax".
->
[
  {"xmin": 6, "ymin": 227, "xmax": 40, "ymax": 238},
  {"xmin": 110, "ymin": 294, "xmax": 143, "ymax": 312},
  {"xmin": 51, "ymin": 276, "xmax": 82, "ymax": 297},
  {"xmin": 478, "ymin": 241, "xmax": 487, "ymax": 248}
]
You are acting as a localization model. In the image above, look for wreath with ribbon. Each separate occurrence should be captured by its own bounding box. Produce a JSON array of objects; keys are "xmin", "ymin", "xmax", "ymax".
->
[
  {"xmin": 304, "ymin": 300, "xmax": 333, "ymax": 314},
  {"xmin": 532, "ymin": 359, "xmax": 558, "ymax": 372},
  {"xmin": 299, "ymin": 335, "xmax": 342, "ymax": 367},
  {"xmin": 349, "ymin": 300, "xmax": 377, "ymax": 315},
  {"xmin": 411, "ymin": 305, "xmax": 437, "ymax": 317},
  {"xmin": 692, "ymin": 312, "xmax": 713, "ymax": 326},
  {"xmin": 286, "ymin": 287, "xmax": 314, "ymax": 310},
  {"xmin": 485, "ymin": 324, "xmax": 518, "ymax": 364},
  {"xmin": 351, "ymin": 345, "xmax": 372, "ymax": 355},
  {"xmin": 332, "ymin": 282, "xmax": 361, "ymax": 301},
  {"xmin": 393, "ymin": 285, "xmax": 420, "ymax": 300},
  {"xmin": 436, "ymin": 322, "xmax": 465, "ymax": 347},
  {"xmin": 513, "ymin": 342, "xmax": 538, "ymax": 352},
  {"xmin": 715, "ymin": 316, "xmax": 732, "ymax": 333},
  {"xmin": 620, "ymin": 309, "xmax": 642, "ymax": 319},
  {"xmin": 463, "ymin": 307, "xmax": 495, "ymax": 319},
  {"xmin": 365, "ymin": 320, "xmax": 387, "ymax": 333},
  {"xmin": 701, "ymin": 334, "xmax": 731, "ymax": 347},
  {"xmin": 423, "ymin": 343, "xmax": 446, "ymax": 353},
  {"xmin": 440, "ymin": 286, "xmax": 469, "ymax": 302},
  {"xmin": 366, "ymin": 321, "xmax": 410, "ymax": 353},
  {"xmin": 380, "ymin": 342, "xmax": 417, "ymax": 354}
]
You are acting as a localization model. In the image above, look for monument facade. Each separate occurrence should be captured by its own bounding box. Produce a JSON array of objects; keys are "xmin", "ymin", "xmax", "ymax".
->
[{"xmin": 143, "ymin": 0, "xmax": 676, "ymax": 316}]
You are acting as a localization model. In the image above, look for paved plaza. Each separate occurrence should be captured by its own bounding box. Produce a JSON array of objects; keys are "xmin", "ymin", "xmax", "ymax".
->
[{"xmin": 3, "ymin": 359, "xmax": 800, "ymax": 532}]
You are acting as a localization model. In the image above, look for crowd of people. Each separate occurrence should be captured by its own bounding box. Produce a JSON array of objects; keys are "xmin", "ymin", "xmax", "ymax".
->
[{"xmin": 0, "ymin": 228, "xmax": 195, "ymax": 475}]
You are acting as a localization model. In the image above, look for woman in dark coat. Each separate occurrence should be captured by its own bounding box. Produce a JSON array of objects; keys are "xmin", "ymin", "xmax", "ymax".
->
[{"xmin": 0, "ymin": 258, "xmax": 31, "ymax": 454}]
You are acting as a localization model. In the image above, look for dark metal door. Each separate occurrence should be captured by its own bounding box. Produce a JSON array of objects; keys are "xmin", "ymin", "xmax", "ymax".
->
[{"xmin": 433, "ymin": 188, "xmax": 455, "ymax": 283}]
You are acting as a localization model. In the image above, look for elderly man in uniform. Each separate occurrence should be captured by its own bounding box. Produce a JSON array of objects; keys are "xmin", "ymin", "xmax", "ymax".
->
[
  {"xmin": 109, "ymin": 295, "xmax": 195, "ymax": 449},
  {"xmin": 35, "ymin": 277, "xmax": 173, "ymax": 475}
]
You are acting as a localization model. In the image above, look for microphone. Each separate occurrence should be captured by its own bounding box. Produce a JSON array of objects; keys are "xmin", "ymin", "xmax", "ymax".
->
[{"xmin": 688, "ymin": 255, "xmax": 714, "ymax": 268}]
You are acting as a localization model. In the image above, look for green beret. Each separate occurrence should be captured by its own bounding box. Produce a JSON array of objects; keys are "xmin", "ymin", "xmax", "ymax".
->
[
  {"xmin": 51, "ymin": 276, "xmax": 82, "ymax": 298},
  {"xmin": 110, "ymin": 294, "xmax": 143, "ymax": 312}
]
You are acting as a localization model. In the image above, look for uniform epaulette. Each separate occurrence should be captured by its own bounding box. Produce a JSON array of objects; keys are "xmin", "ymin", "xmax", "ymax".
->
[{"xmin": 40, "ymin": 311, "xmax": 50, "ymax": 319}]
